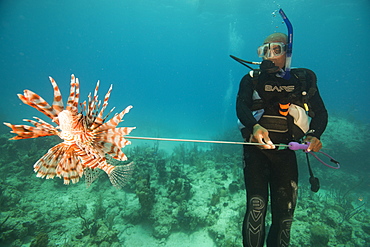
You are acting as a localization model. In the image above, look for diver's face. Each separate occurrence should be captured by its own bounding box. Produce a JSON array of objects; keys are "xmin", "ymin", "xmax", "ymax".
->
[{"xmin": 261, "ymin": 40, "xmax": 287, "ymax": 70}]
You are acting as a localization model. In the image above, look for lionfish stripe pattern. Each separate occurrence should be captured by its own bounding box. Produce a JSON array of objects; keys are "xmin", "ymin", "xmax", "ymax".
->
[{"xmin": 4, "ymin": 74, "xmax": 135, "ymax": 188}]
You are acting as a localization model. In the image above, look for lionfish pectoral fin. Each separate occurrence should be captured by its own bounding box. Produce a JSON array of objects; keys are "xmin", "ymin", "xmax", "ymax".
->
[
  {"xmin": 34, "ymin": 143, "xmax": 84, "ymax": 185},
  {"xmin": 108, "ymin": 162, "xmax": 135, "ymax": 189}
]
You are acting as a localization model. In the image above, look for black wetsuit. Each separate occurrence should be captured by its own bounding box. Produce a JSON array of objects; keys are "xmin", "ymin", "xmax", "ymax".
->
[{"xmin": 236, "ymin": 69, "xmax": 328, "ymax": 247}]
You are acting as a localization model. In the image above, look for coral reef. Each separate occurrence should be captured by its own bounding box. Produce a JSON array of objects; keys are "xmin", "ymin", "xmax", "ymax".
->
[
  {"xmin": 0, "ymin": 114, "xmax": 369, "ymax": 246},
  {"xmin": 30, "ymin": 232, "xmax": 48, "ymax": 247},
  {"xmin": 135, "ymin": 177, "xmax": 155, "ymax": 217},
  {"xmin": 310, "ymin": 224, "xmax": 329, "ymax": 246}
]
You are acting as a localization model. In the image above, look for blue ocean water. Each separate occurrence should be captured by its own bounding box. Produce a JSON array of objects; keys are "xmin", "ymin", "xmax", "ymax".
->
[
  {"xmin": 1, "ymin": 0, "xmax": 370, "ymax": 246},
  {"xmin": 1, "ymin": 0, "xmax": 369, "ymax": 139}
]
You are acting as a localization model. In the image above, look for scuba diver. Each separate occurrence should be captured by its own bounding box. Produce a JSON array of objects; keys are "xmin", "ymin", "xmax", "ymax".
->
[{"xmin": 234, "ymin": 10, "xmax": 328, "ymax": 247}]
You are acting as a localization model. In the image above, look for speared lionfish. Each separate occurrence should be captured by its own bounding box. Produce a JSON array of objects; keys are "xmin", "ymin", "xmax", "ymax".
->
[{"xmin": 4, "ymin": 74, "xmax": 135, "ymax": 188}]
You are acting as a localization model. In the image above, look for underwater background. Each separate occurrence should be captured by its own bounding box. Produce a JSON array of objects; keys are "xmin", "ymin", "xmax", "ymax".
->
[{"xmin": 0, "ymin": 0, "xmax": 369, "ymax": 246}]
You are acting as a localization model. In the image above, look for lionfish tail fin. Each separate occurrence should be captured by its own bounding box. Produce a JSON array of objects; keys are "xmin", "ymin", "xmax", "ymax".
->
[{"xmin": 108, "ymin": 162, "xmax": 135, "ymax": 189}]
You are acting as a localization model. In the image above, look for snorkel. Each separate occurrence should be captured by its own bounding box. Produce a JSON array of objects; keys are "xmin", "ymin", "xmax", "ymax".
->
[
  {"xmin": 230, "ymin": 8, "xmax": 294, "ymax": 79},
  {"xmin": 279, "ymin": 9, "xmax": 293, "ymax": 80}
]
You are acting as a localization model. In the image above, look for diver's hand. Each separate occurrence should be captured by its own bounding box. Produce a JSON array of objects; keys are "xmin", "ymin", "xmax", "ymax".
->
[
  {"xmin": 304, "ymin": 136, "xmax": 322, "ymax": 152},
  {"xmin": 251, "ymin": 124, "xmax": 275, "ymax": 149}
]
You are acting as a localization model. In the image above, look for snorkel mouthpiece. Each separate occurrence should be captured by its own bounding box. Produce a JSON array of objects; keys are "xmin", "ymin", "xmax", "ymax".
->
[
  {"xmin": 279, "ymin": 9, "xmax": 293, "ymax": 80},
  {"xmin": 260, "ymin": 60, "xmax": 280, "ymax": 73}
]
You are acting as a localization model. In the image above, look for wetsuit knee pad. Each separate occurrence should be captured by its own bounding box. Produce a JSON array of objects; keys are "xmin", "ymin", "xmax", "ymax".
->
[
  {"xmin": 245, "ymin": 196, "xmax": 267, "ymax": 247},
  {"xmin": 278, "ymin": 217, "xmax": 293, "ymax": 246},
  {"xmin": 248, "ymin": 195, "xmax": 266, "ymax": 212}
]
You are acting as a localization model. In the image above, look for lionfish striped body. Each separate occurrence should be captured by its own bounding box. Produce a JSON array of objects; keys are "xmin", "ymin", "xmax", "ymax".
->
[{"xmin": 4, "ymin": 75, "xmax": 135, "ymax": 188}]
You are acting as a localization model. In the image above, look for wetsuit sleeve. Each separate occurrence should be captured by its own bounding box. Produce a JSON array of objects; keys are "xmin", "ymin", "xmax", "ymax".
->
[
  {"xmin": 307, "ymin": 73, "xmax": 328, "ymax": 139},
  {"xmin": 236, "ymin": 74, "xmax": 258, "ymax": 137}
]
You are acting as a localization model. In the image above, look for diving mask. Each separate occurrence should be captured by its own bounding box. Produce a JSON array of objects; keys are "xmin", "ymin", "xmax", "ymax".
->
[{"xmin": 257, "ymin": 42, "xmax": 286, "ymax": 58}]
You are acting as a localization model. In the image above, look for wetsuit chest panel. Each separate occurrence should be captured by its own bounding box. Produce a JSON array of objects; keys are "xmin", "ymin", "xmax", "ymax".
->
[
  {"xmin": 256, "ymin": 73, "xmax": 298, "ymax": 114},
  {"xmin": 254, "ymin": 73, "xmax": 302, "ymax": 143}
]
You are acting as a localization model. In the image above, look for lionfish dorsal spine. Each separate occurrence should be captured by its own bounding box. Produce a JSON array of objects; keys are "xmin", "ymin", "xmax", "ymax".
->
[
  {"xmin": 91, "ymin": 84, "xmax": 113, "ymax": 129},
  {"xmin": 65, "ymin": 74, "xmax": 79, "ymax": 112},
  {"xmin": 49, "ymin": 76, "xmax": 64, "ymax": 114},
  {"xmin": 17, "ymin": 90, "xmax": 58, "ymax": 122}
]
